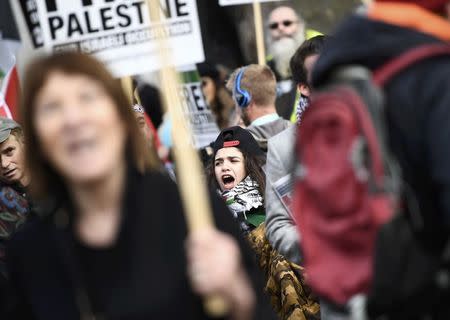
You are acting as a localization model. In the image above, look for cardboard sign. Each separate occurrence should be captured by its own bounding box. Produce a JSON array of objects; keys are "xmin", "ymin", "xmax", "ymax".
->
[
  {"xmin": 219, "ymin": 0, "xmax": 284, "ymax": 6},
  {"xmin": 179, "ymin": 81, "xmax": 219, "ymax": 148},
  {"xmin": 12, "ymin": 0, "xmax": 205, "ymax": 77}
]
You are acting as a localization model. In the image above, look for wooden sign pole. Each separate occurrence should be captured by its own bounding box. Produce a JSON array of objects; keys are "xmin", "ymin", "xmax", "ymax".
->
[
  {"xmin": 146, "ymin": 0, "xmax": 228, "ymax": 317},
  {"xmin": 134, "ymin": 87, "xmax": 144, "ymax": 107},
  {"xmin": 121, "ymin": 76, "xmax": 134, "ymax": 105},
  {"xmin": 253, "ymin": 1, "xmax": 266, "ymax": 65}
]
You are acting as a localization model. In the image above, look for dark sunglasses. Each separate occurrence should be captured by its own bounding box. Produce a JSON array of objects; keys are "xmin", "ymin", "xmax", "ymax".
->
[{"xmin": 268, "ymin": 20, "xmax": 297, "ymax": 30}]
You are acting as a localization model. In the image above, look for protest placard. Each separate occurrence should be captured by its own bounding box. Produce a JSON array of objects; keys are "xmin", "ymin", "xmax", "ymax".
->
[
  {"xmin": 11, "ymin": 0, "xmax": 205, "ymax": 77},
  {"xmin": 178, "ymin": 80, "xmax": 219, "ymax": 149}
]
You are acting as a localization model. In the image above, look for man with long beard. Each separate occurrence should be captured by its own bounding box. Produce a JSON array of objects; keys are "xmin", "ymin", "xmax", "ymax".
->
[
  {"xmin": 267, "ymin": 6, "xmax": 306, "ymax": 81},
  {"xmin": 266, "ymin": 6, "xmax": 321, "ymax": 121}
]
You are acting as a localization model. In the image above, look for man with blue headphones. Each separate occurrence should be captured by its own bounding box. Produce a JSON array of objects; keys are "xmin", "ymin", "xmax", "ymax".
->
[{"xmin": 226, "ymin": 64, "xmax": 291, "ymax": 154}]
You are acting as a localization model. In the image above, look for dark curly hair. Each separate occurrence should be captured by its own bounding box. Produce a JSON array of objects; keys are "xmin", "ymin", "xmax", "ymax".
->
[{"xmin": 207, "ymin": 149, "xmax": 266, "ymax": 197}]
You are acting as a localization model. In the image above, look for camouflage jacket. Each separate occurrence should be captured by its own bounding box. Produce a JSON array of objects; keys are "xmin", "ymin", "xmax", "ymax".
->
[{"xmin": 248, "ymin": 223, "xmax": 320, "ymax": 320}]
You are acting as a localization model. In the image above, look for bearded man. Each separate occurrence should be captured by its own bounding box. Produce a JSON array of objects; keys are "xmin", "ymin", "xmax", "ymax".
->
[
  {"xmin": 267, "ymin": 6, "xmax": 305, "ymax": 80},
  {"xmin": 266, "ymin": 6, "xmax": 322, "ymax": 120}
]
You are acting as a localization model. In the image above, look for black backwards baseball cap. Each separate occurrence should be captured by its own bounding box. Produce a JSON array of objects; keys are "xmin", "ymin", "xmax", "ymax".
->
[
  {"xmin": 0, "ymin": 117, "xmax": 20, "ymax": 143},
  {"xmin": 212, "ymin": 126, "xmax": 264, "ymax": 158}
]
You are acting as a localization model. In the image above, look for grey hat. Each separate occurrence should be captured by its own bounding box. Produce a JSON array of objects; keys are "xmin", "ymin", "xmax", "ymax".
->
[{"xmin": 0, "ymin": 117, "xmax": 20, "ymax": 143}]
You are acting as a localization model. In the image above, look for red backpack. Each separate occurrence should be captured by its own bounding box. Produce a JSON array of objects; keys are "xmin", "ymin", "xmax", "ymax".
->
[{"xmin": 293, "ymin": 44, "xmax": 450, "ymax": 306}]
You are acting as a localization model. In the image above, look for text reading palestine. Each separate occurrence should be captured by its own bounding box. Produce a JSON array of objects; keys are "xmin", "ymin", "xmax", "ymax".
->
[{"xmin": 47, "ymin": 0, "xmax": 190, "ymax": 41}]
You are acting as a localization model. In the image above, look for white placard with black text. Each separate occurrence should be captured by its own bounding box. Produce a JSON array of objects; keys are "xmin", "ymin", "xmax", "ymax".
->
[
  {"xmin": 179, "ymin": 81, "xmax": 219, "ymax": 149},
  {"xmin": 11, "ymin": 0, "xmax": 205, "ymax": 77}
]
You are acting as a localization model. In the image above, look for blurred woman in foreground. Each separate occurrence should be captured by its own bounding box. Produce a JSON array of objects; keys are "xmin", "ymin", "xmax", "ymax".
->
[{"xmin": 4, "ymin": 52, "xmax": 274, "ymax": 320}]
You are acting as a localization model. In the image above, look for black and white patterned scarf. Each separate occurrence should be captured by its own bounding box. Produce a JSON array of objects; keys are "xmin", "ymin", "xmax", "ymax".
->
[
  {"xmin": 221, "ymin": 176, "xmax": 264, "ymax": 233},
  {"xmin": 296, "ymin": 95, "xmax": 310, "ymax": 124}
]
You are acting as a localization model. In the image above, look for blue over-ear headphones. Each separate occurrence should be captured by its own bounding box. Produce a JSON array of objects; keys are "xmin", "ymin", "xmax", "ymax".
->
[{"xmin": 233, "ymin": 67, "xmax": 251, "ymax": 108}]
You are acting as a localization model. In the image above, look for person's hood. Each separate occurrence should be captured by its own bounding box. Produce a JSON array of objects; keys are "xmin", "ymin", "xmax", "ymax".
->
[{"xmin": 312, "ymin": 3, "xmax": 450, "ymax": 86}]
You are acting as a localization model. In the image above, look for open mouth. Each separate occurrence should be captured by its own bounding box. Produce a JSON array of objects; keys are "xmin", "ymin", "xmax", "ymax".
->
[{"xmin": 222, "ymin": 174, "xmax": 235, "ymax": 189}]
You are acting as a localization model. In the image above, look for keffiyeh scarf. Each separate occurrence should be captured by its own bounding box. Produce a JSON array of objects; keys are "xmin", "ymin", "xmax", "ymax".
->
[
  {"xmin": 221, "ymin": 176, "xmax": 264, "ymax": 233},
  {"xmin": 296, "ymin": 95, "xmax": 310, "ymax": 124}
]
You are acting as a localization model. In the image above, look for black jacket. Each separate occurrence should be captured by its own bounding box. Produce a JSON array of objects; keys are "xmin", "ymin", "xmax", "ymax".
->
[
  {"xmin": 312, "ymin": 13, "xmax": 450, "ymax": 243},
  {"xmin": 3, "ymin": 169, "xmax": 275, "ymax": 319},
  {"xmin": 311, "ymin": 9, "xmax": 450, "ymax": 319}
]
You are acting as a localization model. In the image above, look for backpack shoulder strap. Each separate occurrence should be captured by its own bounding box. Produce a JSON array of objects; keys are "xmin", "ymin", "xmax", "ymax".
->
[{"xmin": 373, "ymin": 44, "xmax": 450, "ymax": 87}]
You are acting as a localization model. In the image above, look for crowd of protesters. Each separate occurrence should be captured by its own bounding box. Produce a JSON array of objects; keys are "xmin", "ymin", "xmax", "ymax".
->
[{"xmin": 1, "ymin": 0, "xmax": 450, "ymax": 319}]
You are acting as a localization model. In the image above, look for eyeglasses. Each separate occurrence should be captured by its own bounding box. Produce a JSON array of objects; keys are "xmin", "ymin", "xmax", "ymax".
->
[{"xmin": 268, "ymin": 20, "xmax": 297, "ymax": 30}]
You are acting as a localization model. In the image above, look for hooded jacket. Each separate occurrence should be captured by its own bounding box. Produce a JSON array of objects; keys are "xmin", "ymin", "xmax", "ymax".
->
[{"xmin": 312, "ymin": 2, "xmax": 450, "ymax": 246}]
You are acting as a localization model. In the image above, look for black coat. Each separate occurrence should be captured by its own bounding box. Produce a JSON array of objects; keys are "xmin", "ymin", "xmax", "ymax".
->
[
  {"xmin": 3, "ymin": 169, "xmax": 275, "ymax": 319},
  {"xmin": 311, "ymin": 11, "xmax": 450, "ymax": 319},
  {"xmin": 313, "ymin": 14, "xmax": 450, "ymax": 243}
]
